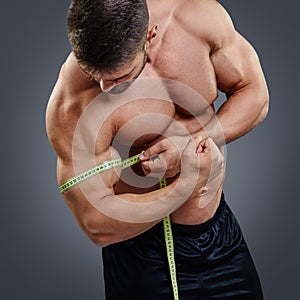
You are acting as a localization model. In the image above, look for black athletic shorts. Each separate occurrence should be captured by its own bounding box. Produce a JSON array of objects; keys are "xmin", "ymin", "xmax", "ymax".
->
[{"xmin": 102, "ymin": 192, "xmax": 263, "ymax": 299}]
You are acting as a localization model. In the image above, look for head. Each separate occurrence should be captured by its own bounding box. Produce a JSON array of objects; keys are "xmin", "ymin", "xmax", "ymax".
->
[{"xmin": 67, "ymin": 0, "xmax": 155, "ymax": 93}]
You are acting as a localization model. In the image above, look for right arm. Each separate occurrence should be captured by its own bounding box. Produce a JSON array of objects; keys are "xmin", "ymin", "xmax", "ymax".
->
[
  {"xmin": 47, "ymin": 100, "xmax": 218, "ymax": 247},
  {"xmin": 55, "ymin": 136, "xmax": 214, "ymax": 247}
]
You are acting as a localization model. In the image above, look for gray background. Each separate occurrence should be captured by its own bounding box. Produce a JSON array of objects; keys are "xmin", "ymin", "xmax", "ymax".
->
[{"xmin": 1, "ymin": 0, "xmax": 299, "ymax": 299}]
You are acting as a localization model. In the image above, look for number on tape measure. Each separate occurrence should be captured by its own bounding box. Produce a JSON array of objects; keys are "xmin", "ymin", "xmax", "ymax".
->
[
  {"xmin": 163, "ymin": 215, "xmax": 179, "ymax": 300},
  {"xmin": 59, "ymin": 154, "xmax": 141, "ymax": 194},
  {"xmin": 160, "ymin": 178, "xmax": 179, "ymax": 300}
]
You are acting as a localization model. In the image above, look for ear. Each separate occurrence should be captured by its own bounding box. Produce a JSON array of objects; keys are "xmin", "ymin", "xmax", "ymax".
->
[{"xmin": 145, "ymin": 25, "xmax": 158, "ymax": 47}]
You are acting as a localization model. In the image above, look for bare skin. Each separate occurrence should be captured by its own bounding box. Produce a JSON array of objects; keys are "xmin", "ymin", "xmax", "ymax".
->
[{"xmin": 46, "ymin": 0, "xmax": 268, "ymax": 247}]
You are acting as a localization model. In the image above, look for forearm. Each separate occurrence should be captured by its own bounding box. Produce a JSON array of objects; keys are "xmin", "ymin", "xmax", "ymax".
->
[
  {"xmin": 79, "ymin": 176, "xmax": 190, "ymax": 246},
  {"xmin": 195, "ymin": 84, "xmax": 269, "ymax": 145},
  {"xmin": 84, "ymin": 212, "xmax": 160, "ymax": 248}
]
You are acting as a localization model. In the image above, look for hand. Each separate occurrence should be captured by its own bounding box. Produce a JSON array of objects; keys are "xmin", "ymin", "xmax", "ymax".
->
[
  {"xmin": 139, "ymin": 135, "xmax": 190, "ymax": 178},
  {"xmin": 180, "ymin": 136, "xmax": 225, "ymax": 198}
]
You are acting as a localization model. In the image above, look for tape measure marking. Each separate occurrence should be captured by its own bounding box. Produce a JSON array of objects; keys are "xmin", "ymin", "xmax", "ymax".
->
[
  {"xmin": 59, "ymin": 154, "xmax": 179, "ymax": 299},
  {"xmin": 160, "ymin": 178, "xmax": 179, "ymax": 300},
  {"xmin": 59, "ymin": 154, "xmax": 141, "ymax": 194},
  {"xmin": 163, "ymin": 215, "xmax": 179, "ymax": 300}
]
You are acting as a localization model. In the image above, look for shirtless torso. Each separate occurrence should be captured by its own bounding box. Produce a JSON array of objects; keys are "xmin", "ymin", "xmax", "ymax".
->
[{"xmin": 46, "ymin": 0, "xmax": 268, "ymax": 246}]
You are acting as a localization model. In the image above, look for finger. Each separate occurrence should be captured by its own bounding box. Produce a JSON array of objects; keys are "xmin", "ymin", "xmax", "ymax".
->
[
  {"xmin": 139, "ymin": 141, "xmax": 165, "ymax": 161},
  {"xmin": 146, "ymin": 171, "xmax": 167, "ymax": 179},
  {"xmin": 141, "ymin": 160, "xmax": 151, "ymax": 175},
  {"xmin": 184, "ymin": 135, "xmax": 203, "ymax": 154},
  {"xmin": 141, "ymin": 154, "xmax": 167, "ymax": 173},
  {"xmin": 203, "ymin": 138, "xmax": 225, "ymax": 180},
  {"xmin": 148, "ymin": 155, "xmax": 167, "ymax": 170},
  {"xmin": 196, "ymin": 136, "xmax": 208, "ymax": 154},
  {"xmin": 207, "ymin": 137, "xmax": 223, "ymax": 160},
  {"xmin": 142, "ymin": 157, "xmax": 167, "ymax": 179}
]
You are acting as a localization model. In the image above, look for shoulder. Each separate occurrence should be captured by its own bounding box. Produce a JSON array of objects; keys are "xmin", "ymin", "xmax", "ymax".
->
[
  {"xmin": 175, "ymin": 0, "xmax": 237, "ymax": 51},
  {"xmin": 45, "ymin": 70, "xmax": 75, "ymax": 162},
  {"xmin": 45, "ymin": 53, "xmax": 100, "ymax": 161},
  {"xmin": 58, "ymin": 52, "xmax": 99, "ymax": 96}
]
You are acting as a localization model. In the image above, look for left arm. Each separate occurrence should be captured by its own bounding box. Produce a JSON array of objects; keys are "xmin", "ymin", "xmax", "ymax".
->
[
  {"xmin": 140, "ymin": 0, "xmax": 269, "ymax": 176},
  {"xmin": 203, "ymin": 4, "xmax": 269, "ymax": 145}
]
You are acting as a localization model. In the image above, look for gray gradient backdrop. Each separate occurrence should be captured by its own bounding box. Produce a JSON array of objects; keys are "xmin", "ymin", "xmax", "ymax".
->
[{"xmin": 1, "ymin": 1, "xmax": 299, "ymax": 299}]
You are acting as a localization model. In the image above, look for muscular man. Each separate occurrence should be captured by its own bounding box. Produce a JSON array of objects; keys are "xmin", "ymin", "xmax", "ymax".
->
[{"xmin": 46, "ymin": 0, "xmax": 268, "ymax": 299}]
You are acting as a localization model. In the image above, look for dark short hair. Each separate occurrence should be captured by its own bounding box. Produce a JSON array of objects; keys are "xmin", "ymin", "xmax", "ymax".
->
[{"xmin": 67, "ymin": 0, "xmax": 149, "ymax": 73}]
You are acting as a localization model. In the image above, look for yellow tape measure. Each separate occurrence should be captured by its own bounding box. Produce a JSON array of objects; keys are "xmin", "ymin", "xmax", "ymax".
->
[
  {"xmin": 59, "ymin": 154, "xmax": 179, "ymax": 299},
  {"xmin": 160, "ymin": 178, "xmax": 179, "ymax": 300},
  {"xmin": 59, "ymin": 154, "xmax": 140, "ymax": 193}
]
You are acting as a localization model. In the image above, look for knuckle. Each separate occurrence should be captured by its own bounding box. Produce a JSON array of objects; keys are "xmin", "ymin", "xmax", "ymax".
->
[
  {"xmin": 220, "ymin": 155, "xmax": 225, "ymax": 164},
  {"xmin": 217, "ymin": 153, "xmax": 224, "ymax": 165},
  {"xmin": 142, "ymin": 165, "xmax": 150, "ymax": 172},
  {"xmin": 161, "ymin": 139, "xmax": 167, "ymax": 148},
  {"xmin": 182, "ymin": 150, "xmax": 192, "ymax": 160}
]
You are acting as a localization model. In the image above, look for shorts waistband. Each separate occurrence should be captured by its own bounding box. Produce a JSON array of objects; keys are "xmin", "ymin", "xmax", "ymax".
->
[{"xmin": 170, "ymin": 192, "xmax": 227, "ymax": 237}]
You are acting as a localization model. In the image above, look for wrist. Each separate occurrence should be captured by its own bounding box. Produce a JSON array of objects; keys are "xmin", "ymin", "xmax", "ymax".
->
[{"xmin": 194, "ymin": 119, "xmax": 226, "ymax": 147}]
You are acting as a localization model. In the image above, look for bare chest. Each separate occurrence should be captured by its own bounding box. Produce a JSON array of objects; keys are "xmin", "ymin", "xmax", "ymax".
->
[
  {"xmin": 152, "ymin": 28, "xmax": 218, "ymax": 110},
  {"xmin": 112, "ymin": 45, "xmax": 217, "ymax": 150}
]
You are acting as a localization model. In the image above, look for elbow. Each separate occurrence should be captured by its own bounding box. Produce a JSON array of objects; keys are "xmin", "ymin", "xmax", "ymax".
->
[
  {"xmin": 88, "ymin": 232, "xmax": 114, "ymax": 248},
  {"xmin": 257, "ymin": 89, "xmax": 270, "ymax": 124},
  {"xmin": 252, "ymin": 80, "xmax": 269, "ymax": 126},
  {"xmin": 82, "ymin": 214, "xmax": 116, "ymax": 248},
  {"xmin": 260, "ymin": 100, "xmax": 269, "ymax": 122},
  {"xmin": 85, "ymin": 224, "xmax": 116, "ymax": 247}
]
